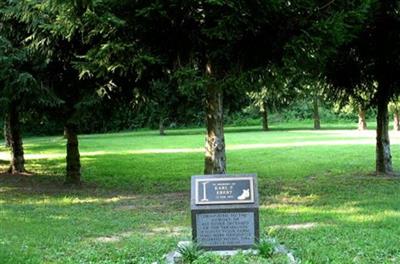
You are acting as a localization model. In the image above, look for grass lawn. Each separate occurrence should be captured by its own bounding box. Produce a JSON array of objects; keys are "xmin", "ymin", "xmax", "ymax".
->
[{"xmin": 1, "ymin": 120, "xmax": 400, "ymax": 263}]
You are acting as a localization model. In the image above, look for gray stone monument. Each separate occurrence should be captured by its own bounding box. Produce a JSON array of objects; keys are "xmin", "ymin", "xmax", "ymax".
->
[{"xmin": 191, "ymin": 174, "xmax": 259, "ymax": 251}]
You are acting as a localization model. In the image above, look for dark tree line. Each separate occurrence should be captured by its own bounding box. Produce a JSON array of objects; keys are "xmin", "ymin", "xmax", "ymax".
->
[{"xmin": 1, "ymin": 0, "xmax": 399, "ymax": 184}]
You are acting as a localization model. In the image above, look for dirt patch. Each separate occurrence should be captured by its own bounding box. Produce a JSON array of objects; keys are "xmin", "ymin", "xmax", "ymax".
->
[
  {"xmin": 352, "ymin": 175, "xmax": 400, "ymax": 180},
  {"xmin": 93, "ymin": 235, "xmax": 121, "ymax": 243},
  {"xmin": 269, "ymin": 222, "xmax": 318, "ymax": 230},
  {"xmin": 144, "ymin": 226, "xmax": 189, "ymax": 237},
  {"xmin": 115, "ymin": 205, "xmax": 137, "ymax": 211},
  {"xmin": 93, "ymin": 231, "xmax": 134, "ymax": 243},
  {"xmin": 0, "ymin": 172, "xmax": 34, "ymax": 179}
]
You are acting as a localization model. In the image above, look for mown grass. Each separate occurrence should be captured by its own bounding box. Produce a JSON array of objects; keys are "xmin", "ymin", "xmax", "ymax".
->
[{"xmin": 1, "ymin": 121, "xmax": 400, "ymax": 263}]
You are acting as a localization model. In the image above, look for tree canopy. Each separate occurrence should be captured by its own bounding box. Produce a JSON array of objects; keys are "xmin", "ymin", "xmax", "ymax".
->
[{"xmin": 1, "ymin": 0, "xmax": 399, "ymax": 182}]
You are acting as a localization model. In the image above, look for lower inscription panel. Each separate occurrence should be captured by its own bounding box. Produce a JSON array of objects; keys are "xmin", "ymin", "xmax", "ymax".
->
[{"xmin": 196, "ymin": 212, "xmax": 255, "ymax": 247}]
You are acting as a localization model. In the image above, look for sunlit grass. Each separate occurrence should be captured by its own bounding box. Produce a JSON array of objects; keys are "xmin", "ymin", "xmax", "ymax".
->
[{"xmin": 1, "ymin": 122, "xmax": 400, "ymax": 263}]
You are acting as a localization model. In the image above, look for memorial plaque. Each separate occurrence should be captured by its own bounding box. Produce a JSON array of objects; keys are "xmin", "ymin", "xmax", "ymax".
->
[
  {"xmin": 195, "ymin": 177, "xmax": 254, "ymax": 205},
  {"xmin": 196, "ymin": 212, "xmax": 255, "ymax": 247},
  {"xmin": 191, "ymin": 174, "xmax": 259, "ymax": 250}
]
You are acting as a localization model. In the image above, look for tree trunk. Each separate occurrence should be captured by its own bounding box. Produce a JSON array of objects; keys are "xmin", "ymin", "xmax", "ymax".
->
[
  {"xmin": 358, "ymin": 106, "xmax": 367, "ymax": 130},
  {"xmin": 261, "ymin": 101, "xmax": 269, "ymax": 131},
  {"xmin": 4, "ymin": 115, "xmax": 11, "ymax": 148},
  {"xmin": 313, "ymin": 94, "xmax": 321, "ymax": 129},
  {"xmin": 65, "ymin": 123, "xmax": 81, "ymax": 184},
  {"xmin": 7, "ymin": 104, "xmax": 25, "ymax": 173},
  {"xmin": 393, "ymin": 109, "xmax": 400, "ymax": 131},
  {"xmin": 159, "ymin": 118, "xmax": 165, "ymax": 136},
  {"xmin": 204, "ymin": 63, "xmax": 226, "ymax": 174},
  {"xmin": 376, "ymin": 98, "xmax": 393, "ymax": 175}
]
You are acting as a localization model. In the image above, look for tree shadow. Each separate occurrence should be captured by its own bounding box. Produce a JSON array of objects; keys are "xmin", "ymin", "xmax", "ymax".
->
[
  {"xmin": 0, "ymin": 172, "xmax": 71, "ymax": 192},
  {"xmin": 23, "ymin": 145, "xmax": 65, "ymax": 154}
]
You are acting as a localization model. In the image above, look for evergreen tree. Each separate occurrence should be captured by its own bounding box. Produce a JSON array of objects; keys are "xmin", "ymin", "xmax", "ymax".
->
[
  {"xmin": 0, "ymin": 3, "xmax": 53, "ymax": 173},
  {"xmin": 326, "ymin": 1, "xmax": 400, "ymax": 175},
  {"xmin": 8, "ymin": 0, "xmax": 127, "ymax": 183}
]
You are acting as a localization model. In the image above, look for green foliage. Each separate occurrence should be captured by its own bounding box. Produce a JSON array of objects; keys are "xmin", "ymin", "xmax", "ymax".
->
[
  {"xmin": 247, "ymin": 66, "xmax": 293, "ymax": 115},
  {"xmin": 324, "ymin": 0, "xmax": 400, "ymax": 105},
  {"xmin": 286, "ymin": 1, "xmax": 373, "ymax": 74},
  {"xmin": 1, "ymin": 0, "xmax": 389, "ymax": 137},
  {"xmin": 389, "ymin": 97, "xmax": 400, "ymax": 114},
  {"xmin": 177, "ymin": 243, "xmax": 204, "ymax": 264},
  {"xmin": 283, "ymin": 1, "xmax": 377, "ymax": 109},
  {"xmin": 0, "ymin": 9, "xmax": 58, "ymax": 129},
  {"xmin": 257, "ymin": 240, "xmax": 274, "ymax": 259},
  {"xmin": 0, "ymin": 32, "xmax": 36, "ymax": 108},
  {"xmin": 173, "ymin": 66, "xmax": 207, "ymax": 98}
]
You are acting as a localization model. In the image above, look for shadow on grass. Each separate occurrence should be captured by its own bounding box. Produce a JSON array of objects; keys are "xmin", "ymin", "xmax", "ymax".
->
[
  {"xmin": 0, "ymin": 172, "xmax": 74, "ymax": 192},
  {"xmin": 76, "ymin": 126, "xmax": 265, "ymax": 139},
  {"xmin": 2, "ymin": 172, "xmax": 400, "ymax": 244},
  {"xmin": 2, "ymin": 172, "xmax": 399, "ymax": 264},
  {"xmin": 23, "ymin": 144, "xmax": 66, "ymax": 154},
  {"xmin": 1, "ymin": 143, "xmax": 382, "ymax": 195},
  {"xmin": 149, "ymin": 126, "xmax": 362, "ymax": 137},
  {"xmin": 258, "ymin": 178, "xmax": 400, "ymax": 262},
  {"xmin": 23, "ymin": 125, "xmax": 363, "ymax": 141}
]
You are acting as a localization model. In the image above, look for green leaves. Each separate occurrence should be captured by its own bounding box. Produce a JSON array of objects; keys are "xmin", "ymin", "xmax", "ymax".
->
[
  {"xmin": 0, "ymin": 32, "xmax": 37, "ymax": 107},
  {"xmin": 76, "ymin": 42, "xmax": 160, "ymax": 80},
  {"xmin": 2, "ymin": 0, "xmax": 397, "ymax": 130}
]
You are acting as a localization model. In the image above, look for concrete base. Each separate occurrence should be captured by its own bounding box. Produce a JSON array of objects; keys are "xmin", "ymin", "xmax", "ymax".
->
[{"xmin": 164, "ymin": 241, "xmax": 258, "ymax": 264}]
